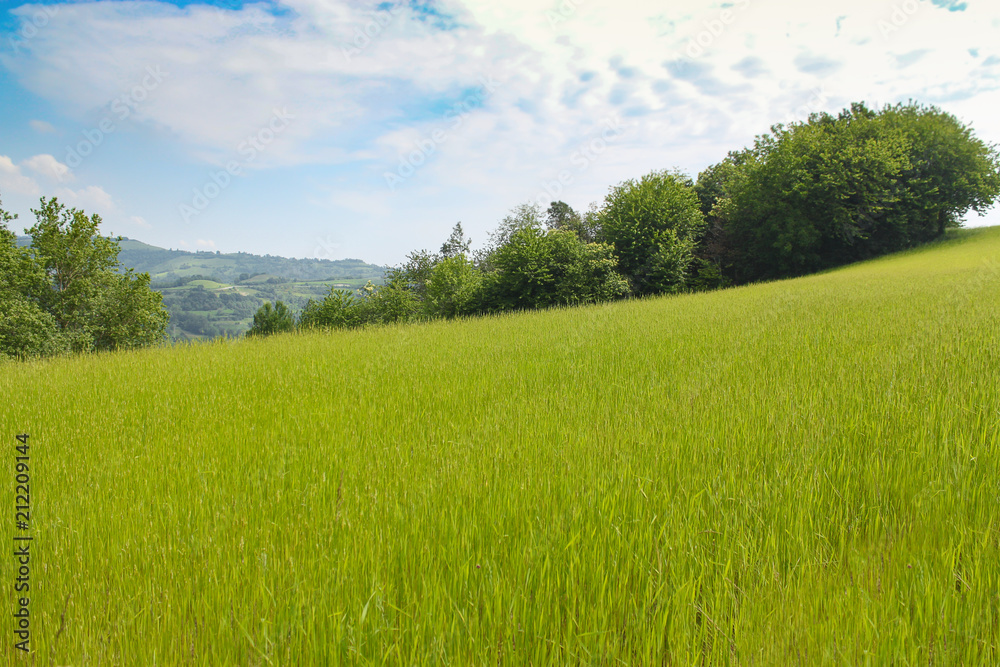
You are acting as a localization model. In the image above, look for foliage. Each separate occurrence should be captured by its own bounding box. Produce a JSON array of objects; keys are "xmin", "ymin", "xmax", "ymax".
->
[
  {"xmin": 299, "ymin": 289, "xmax": 363, "ymax": 330},
  {"xmin": 480, "ymin": 202, "xmax": 547, "ymax": 267},
  {"xmin": 438, "ymin": 222, "xmax": 471, "ymax": 259},
  {"xmin": 598, "ymin": 169, "xmax": 706, "ymax": 294},
  {"xmin": 27, "ymin": 198, "xmax": 123, "ymax": 337},
  {"xmin": 0, "ymin": 294, "xmax": 69, "ymax": 359},
  {"xmin": 299, "ymin": 280, "xmax": 422, "ymax": 330},
  {"xmin": 424, "ymin": 253, "xmax": 483, "ymax": 317},
  {"xmin": 880, "ymin": 102, "xmax": 1000, "ymax": 241},
  {"xmin": 355, "ymin": 280, "xmax": 422, "ymax": 325},
  {"xmin": 545, "ymin": 200, "xmax": 602, "ymax": 243},
  {"xmin": 1, "ymin": 196, "xmax": 168, "ymax": 356},
  {"xmin": 480, "ymin": 224, "xmax": 629, "ymax": 311},
  {"xmin": 247, "ymin": 300, "xmax": 295, "ymax": 337},
  {"xmin": 91, "ymin": 270, "xmax": 172, "ymax": 351},
  {"xmin": 384, "ymin": 250, "xmax": 437, "ymax": 300},
  {"xmin": 708, "ymin": 102, "xmax": 1000, "ymax": 283}
]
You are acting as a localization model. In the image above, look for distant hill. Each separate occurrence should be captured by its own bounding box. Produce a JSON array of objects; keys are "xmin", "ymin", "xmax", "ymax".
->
[
  {"xmin": 117, "ymin": 237, "xmax": 386, "ymax": 284},
  {"xmin": 17, "ymin": 235, "xmax": 387, "ymax": 283},
  {"xmin": 16, "ymin": 234, "xmax": 388, "ymax": 340}
]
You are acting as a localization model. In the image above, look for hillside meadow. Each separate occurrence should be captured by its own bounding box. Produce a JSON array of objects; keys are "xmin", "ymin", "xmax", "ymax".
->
[{"xmin": 2, "ymin": 227, "xmax": 999, "ymax": 665}]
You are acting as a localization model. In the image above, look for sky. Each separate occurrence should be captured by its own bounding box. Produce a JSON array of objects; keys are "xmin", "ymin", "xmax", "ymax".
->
[{"xmin": 1, "ymin": 0, "xmax": 999, "ymax": 265}]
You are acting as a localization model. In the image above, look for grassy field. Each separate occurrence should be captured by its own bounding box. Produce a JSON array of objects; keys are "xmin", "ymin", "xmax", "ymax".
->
[{"xmin": 2, "ymin": 228, "xmax": 999, "ymax": 665}]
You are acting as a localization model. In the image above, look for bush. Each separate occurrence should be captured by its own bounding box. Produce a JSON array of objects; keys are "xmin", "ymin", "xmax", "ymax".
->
[
  {"xmin": 479, "ymin": 226, "xmax": 629, "ymax": 311},
  {"xmin": 425, "ymin": 254, "xmax": 483, "ymax": 317},
  {"xmin": 597, "ymin": 170, "xmax": 706, "ymax": 294},
  {"xmin": 247, "ymin": 301, "xmax": 295, "ymax": 337}
]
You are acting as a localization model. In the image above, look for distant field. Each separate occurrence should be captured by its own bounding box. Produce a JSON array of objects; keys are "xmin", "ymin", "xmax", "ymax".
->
[
  {"xmin": 183, "ymin": 279, "xmax": 230, "ymax": 289},
  {"xmin": 158, "ymin": 277, "xmax": 376, "ymax": 340},
  {"xmin": 2, "ymin": 228, "xmax": 999, "ymax": 664}
]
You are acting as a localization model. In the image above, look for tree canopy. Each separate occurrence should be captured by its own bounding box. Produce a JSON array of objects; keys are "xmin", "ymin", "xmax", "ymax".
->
[
  {"xmin": 700, "ymin": 102, "xmax": 1000, "ymax": 283},
  {"xmin": 598, "ymin": 169, "xmax": 706, "ymax": 294},
  {"xmin": 0, "ymin": 196, "xmax": 169, "ymax": 358}
]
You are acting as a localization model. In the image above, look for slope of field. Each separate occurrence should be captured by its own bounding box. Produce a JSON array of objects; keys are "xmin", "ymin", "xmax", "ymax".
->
[{"xmin": 3, "ymin": 228, "xmax": 999, "ymax": 664}]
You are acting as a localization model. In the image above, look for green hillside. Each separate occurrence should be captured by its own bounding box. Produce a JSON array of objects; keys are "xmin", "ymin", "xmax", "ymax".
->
[
  {"xmin": 3, "ymin": 227, "xmax": 999, "ymax": 664},
  {"xmin": 18, "ymin": 235, "xmax": 387, "ymax": 339},
  {"xmin": 111, "ymin": 237, "xmax": 386, "ymax": 284}
]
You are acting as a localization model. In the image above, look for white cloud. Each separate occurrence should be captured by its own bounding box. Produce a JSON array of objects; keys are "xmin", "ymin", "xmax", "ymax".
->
[
  {"xmin": 53, "ymin": 185, "xmax": 117, "ymax": 218},
  {"xmin": 4, "ymin": 1, "xmax": 1000, "ymax": 261},
  {"xmin": 10, "ymin": 1, "xmax": 997, "ymax": 176},
  {"xmin": 129, "ymin": 215, "xmax": 152, "ymax": 229},
  {"xmin": 196, "ymin": 239, "xmax": 216, "ymax": 249},
  {"xmin": 0, "ymin": 156, "xmax": 41, "ymax": 196},
  {"xmin": 23, "ymin": 154, "xmax": 73, "ymax": 182},
  {"xmin": 29, "ymin": 120, "xmax": 56, "ymax": 134}
]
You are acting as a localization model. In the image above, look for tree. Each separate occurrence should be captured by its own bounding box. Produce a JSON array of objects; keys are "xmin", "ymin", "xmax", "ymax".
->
[
  {"xmin": 299, "ymin": 289, "xmax": 361, "ymax": 330},
  {"xmin": 0, "ymin": 202, "xmax": 69, "ymax": 358},
  {"xmin": 247, "ymin": 301, "xmax": 295, "ymax": 337},
  {"xmin": 2, "ymin": 196, "xmax": 168, "ymax": 354},
  {"xmin": 0, "ymin": 295, "xmax": 69, "ymax": 359},
  {"xmin": 27, "ymin": 197, "xmax": 121, "ymax": 337},
  {"xmin": 425, "ymin": 253, "xmax": 482, "ymax": 317},
  {"xmin": 545, "ymin": 200, "xmax": 601, "ymax": 243},
  {"xmin": 355, "ymin": 280, "xmax": 422, "ymax": 324},
  {"xmin": 384, "ymin": 249, "xmax": 437, "ymax": 300},
  {"xmin": 91, "ymin": 269, "xmax": 171, "ymax": 350},
  {"xmin": 597, "ymin": 170, "xmax": 706, "ymax": 294},
  {"xmin": 439, "ymin": 222, "xmax": 471, "ymax": 259},
  {"xmin": 481, "ymin": 203, "xmax": 546, "ymax": 262},
  {"xmin": 479, "ymin": 225, "xmax": 629, "ymax": 311},
  {"xmin": 710, "ymin": 102, "xmax": 1000, "ymax": 283},
  {"xmin": 880, "ymin": 102, "xmax": 1000, "ymax": 241}
]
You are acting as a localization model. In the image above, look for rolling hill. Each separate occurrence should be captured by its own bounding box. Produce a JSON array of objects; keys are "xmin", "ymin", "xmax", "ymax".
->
[
  {"xmin": 18, "ymin": 235, "xmax": 388, "ymax": 339},
  {"xmin": 2, "ymin": 227, "xmax": 999, "ymax": 664}
]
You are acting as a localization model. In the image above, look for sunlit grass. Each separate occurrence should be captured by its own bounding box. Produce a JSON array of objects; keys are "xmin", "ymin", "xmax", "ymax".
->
[{"xmin": 3, "ymin": 227, "xmax": 999, "ymax": 664}]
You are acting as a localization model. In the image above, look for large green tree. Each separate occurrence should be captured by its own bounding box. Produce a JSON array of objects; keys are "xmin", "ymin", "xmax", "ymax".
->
[
  {"xmin": 1, "ymin": 196, "xmax": 168, "ymax": 356},
  {"xmin": 707, "ymin": 103, "xmax": 1000, "ymax": 283},
  {"xmin": 479, "ymin": 223, "xmax": 629, "ymax": 311},
  {"xmin": 597, "ymin": 170, "xmax": 706, "ymax": 295},
  {"xmin": 880, "ymin": 103, "xmax": 1000, "ymax": 241},
  {"xmin": 0, "ymin": 201, "xmax": 69, "ymax": 358}
]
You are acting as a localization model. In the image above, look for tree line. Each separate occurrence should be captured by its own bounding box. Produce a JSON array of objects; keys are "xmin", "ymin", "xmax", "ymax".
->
[
  {"xmin": 250, "ymin": 101, "xmax": 1000, "ymax": 337},
  {"xmin": 2, "ymin": 100, "xmax": 997, "ymax": 355}
]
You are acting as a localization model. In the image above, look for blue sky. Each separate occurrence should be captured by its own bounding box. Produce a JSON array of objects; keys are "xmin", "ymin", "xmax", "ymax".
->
[{"xmin": 1, "ymin": 0, "xmax": 999, "ymax": 264}]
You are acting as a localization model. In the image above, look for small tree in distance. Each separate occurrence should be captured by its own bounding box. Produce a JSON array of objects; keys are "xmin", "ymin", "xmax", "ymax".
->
[{"xmin": 247, "ymin": 301, "xmax": 295, "ymax": 337}]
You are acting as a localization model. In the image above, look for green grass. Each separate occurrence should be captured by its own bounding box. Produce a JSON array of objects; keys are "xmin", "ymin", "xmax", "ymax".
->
[{"xmin": 3, "ymin": 228, "xmax": 1000, "ymax": 665}]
